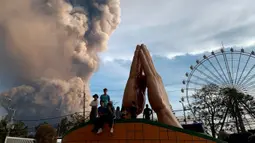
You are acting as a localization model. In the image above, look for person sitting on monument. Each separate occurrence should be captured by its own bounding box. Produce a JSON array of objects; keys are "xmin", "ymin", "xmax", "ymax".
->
[
  {"xmin": 106, "ymin": 101, "xmax": 115, "ymax": 133},
  {"xmin": 92, "ymin": 100, "xmax": 107, "ymax": 132},
  {"xmin": 100, "ymin": 88, "xmax": 110, "ymax": 106},
  {"xmin": 121, "ymin": 107, "xmax": 128, "ymax": 119},
  {"xmin": 130, "ymin": 101, "xmax": 137, "ymax": 119},
  {"xmin": 94, "ymin": 101, "xmax": 115, "ymax": 134},
  {"xmin": 143, "ymin": 104, "xmax": 153, "ymax": 120},
  {"xmin": 89, "ymin": 94, "xmax": 99, "ymax": 121},
  {"xmin": 115, "ymin": 106, "xmax": 122, "ymax": 119}
]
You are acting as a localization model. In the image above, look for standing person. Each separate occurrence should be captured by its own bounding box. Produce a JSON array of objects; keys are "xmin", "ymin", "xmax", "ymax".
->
[
  {"xmin": 143, "ymin": 104, "xmax": 153, "ymax": 120},
  {"xmin": 89, "ymin": 94, "xmax": 99, "ymax": 121},
  {"xmin": 115, "ymin": 106, "xmax": 122, "ymax": 119},
  {"xmin": 100, "ymin": 88, "xmax": 110, "ymax": 106},
  {"xmin": 130, "ymin": 101, "xmax": 137, "ymax": 119}
]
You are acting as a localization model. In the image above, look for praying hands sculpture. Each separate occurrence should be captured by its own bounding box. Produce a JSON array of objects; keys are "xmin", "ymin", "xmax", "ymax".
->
[{"xmin": 122, "ymin": 44, "xmax": 182, "ymax": 128}]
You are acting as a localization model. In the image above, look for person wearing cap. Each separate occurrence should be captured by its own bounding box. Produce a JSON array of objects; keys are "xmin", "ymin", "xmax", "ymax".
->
[
  {"xmin": 100, "ymin": 88, "xmax": 110, "ymax": 106},
  {"xmin": 89, "ymin": 94, "xmax": 99, "ymax": 121}
]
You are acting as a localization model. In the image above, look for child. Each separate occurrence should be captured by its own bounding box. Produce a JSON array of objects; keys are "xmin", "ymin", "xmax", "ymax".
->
[{"xmin": 89, "ymin": 94, "xmax": 99, "ymax": 121}]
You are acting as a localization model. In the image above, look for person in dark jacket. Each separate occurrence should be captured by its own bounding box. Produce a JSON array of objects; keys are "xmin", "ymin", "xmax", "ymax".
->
[
  {"xmin": 130, "ymin": 101, "xmax": 137, "ymax": 119},
  {"xmin": 96, "ymin": 101, "xmax": 115, "ymax": 134},
  {"xmin": 92, "ymin": 100, "xmax": 107, "ymax": 133},
  {"xmin": 143, "ymin": 104, "xmax": 153, "ymax": 120}
]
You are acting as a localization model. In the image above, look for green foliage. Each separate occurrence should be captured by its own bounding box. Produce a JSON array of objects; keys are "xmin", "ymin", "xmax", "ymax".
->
[
  {"xmin": 191, "ymin": 84, "xmax": 223, "ymax": 137},
  {"xmin": 57, "ymin": 112, "xmax": 89, "ymax": 136},
  {"xmin": 0, "ymin": 117, "xmax": 28, "ymax": 142},
  {"xmin": 57, "ymin": 117, "xmax": 69, "ymax": 137}
]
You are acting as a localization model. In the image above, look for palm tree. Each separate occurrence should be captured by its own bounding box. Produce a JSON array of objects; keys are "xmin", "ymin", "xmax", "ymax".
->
[{"xmin": 220, "ymin": 88, "xmax": 255, "ymax": 133}]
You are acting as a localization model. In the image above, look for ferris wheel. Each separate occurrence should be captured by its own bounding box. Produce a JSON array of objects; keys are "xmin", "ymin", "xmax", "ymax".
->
[{"xmin": 181, "ymin": 47, "xmax": 255, "ymax": 131}]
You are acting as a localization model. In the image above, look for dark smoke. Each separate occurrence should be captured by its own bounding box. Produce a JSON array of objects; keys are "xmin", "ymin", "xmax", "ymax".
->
[{"xmin": 0, "ymin": 0, "xmax": 120, "ymax": 122}]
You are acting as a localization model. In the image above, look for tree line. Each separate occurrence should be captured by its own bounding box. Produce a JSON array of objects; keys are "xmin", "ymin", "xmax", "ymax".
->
[
  {"xmin": 188, "ymin": 83, "xmax": 255, "ymax": 138},
  {"xmin": 0, "ymin": 112, "xmax": 87, "ymax": 142}
]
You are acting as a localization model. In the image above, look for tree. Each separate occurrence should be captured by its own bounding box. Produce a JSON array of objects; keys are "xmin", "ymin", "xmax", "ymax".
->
[
  {"xmin": 0, "ymin": 117, "xmax": 28, "ymax": 142},
  {"xmin": 219, "ymin": 88, "xmax": 255, "ymax": 133},
  {"xmin": 35, "ymin": 122, "xmax": 48, "ymax": 131},
  {"xmin": 35, "ymin": 124, "xmax": 57, "ymax": 143},
  {"xmin": 57, "ymin": 112, "xmax": 89, "ymax": 137},
  {"xmin": 190, "ymin": 84, "xmax": 224, "ymax": 137},
  {"xmin": 68, "ymin": 112, "xmax": 85, "ymax": 127},
  {"xmin": 9, "ymin": 121, "xmax": 28, "ymax": 137},
  {"xmin": 189, "ymin": 84, "xmax": 255, "ymax": 137},
  {"xmin": 57, "ymin": 117, "xmax": 69, "ymax": 137}
]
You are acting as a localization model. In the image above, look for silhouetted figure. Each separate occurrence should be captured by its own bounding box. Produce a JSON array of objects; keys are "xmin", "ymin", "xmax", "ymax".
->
[
  {"xmin": 100, "ymin": 88, "xmax": 110, "ymax": 106},
  {"xmin": 115, "ymin": 106, "xmax": 121, "ymax": 119},
  {"xmin": 130, "ymin": 101, "xmax": 137, "ymax": 119},
  {"xmin": 121, "ymin": 107, "xmax": 128, "ymax": 119},
  {"xmin": 106, "ymin": 101, "xmax": 115, "ymax": 133},
  {"xmin": 89, "ymin": 94, "xmax": 99, "ymax": 121},
  {"xmin": 143, "ymin": 104, "xmax": 152, "ymax": 120}
]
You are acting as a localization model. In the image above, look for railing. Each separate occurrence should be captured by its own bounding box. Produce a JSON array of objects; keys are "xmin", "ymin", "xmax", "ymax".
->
[{"xmin": 5, "ymin": 136, "xmax": 35, "ymax": 143}]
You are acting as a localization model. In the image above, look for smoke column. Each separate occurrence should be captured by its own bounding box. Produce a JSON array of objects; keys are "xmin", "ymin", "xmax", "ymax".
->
[{"xmin": 0, "ymin": 0, "xmax": 120, "ymax": 122}]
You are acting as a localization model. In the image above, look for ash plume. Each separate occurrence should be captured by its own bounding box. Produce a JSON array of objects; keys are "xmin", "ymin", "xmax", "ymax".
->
[{"xmin": 0, "ymin": 0, "xmax": 120, "ymax": 121}]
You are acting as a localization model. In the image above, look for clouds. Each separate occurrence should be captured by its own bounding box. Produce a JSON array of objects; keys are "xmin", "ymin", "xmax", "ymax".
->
[
  {"xmin": 90, "ymin": 54, "xmax": 200, "ymax": 110},
  {"xmin": 102, "ymin": 0, "xmax": 255, "ymax": 61},
  {"xmin": 91, "ymin": 0, "xmax": 255, "ymax": 111}
]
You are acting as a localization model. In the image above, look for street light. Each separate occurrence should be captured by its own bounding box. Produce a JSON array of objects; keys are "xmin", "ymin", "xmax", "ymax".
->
[{"xmin": 179, "ymin": 99, "xmax": 187, "ymax": 124}]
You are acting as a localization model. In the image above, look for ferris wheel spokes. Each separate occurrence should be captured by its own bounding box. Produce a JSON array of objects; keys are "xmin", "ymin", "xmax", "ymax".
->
[
  {"xmin": 206, "ymin": 57, "xmax": 228, "ymax": 84},
  {"xmin": 192, "ymin": 74, "xmax": 219, "ymax": 85},
  {"xmin": 239, "ymin": 64, "xmax": 255, "ymax": 85},
  {"xmin": 200, "ymin": 62, "xmax": 225, "ymax": 84},
  {"xmin": 236, "ymin": 53, "xmax": 252, "ymax": 85},
  {"xmin": 222, "ymin": 49, "xmax": 234, "ymax": 84},
  {"xmin": 214, "ymin": 53, "xmax": 231, "ymax": 84}
]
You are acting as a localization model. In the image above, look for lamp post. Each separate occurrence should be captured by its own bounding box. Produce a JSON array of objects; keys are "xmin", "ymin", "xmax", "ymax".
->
[
  {"xmin": 82, "ymin": 87, "xmax": 86, "ymax": 122},
  {"xmin": 179, "ymin": 97, "xmax": 187, "ymax": 124}
]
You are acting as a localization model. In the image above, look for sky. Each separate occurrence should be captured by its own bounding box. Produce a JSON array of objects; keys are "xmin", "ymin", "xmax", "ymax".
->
[
  {"xmin": 1, "ymin": 0, "xmax": 255, "ymax": 118},
  {"xmin": 89, "ymin": 0, "xmax": 255, "ymax": 113}
]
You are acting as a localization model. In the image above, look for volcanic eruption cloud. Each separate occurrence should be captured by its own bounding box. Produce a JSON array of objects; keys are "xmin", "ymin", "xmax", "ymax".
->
[{"xmin": 0, "ymin": 0, "xmax": 120, "ymax": 120}]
